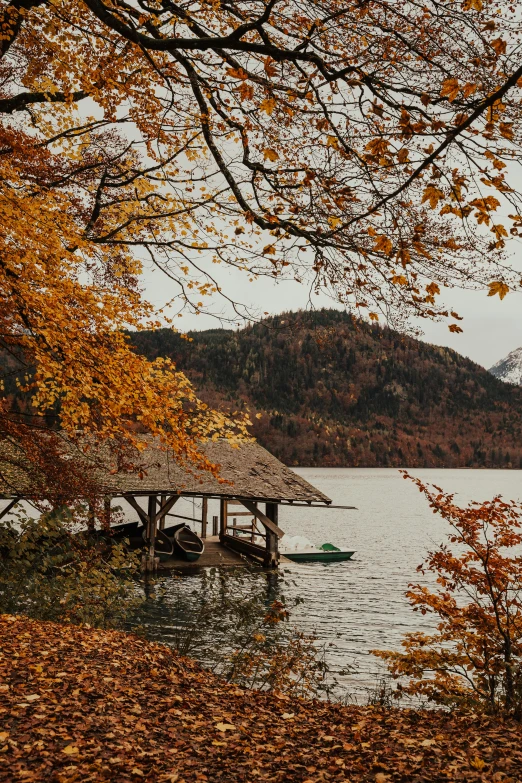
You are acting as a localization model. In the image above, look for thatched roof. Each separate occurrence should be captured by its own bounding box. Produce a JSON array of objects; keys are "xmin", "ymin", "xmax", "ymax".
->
[{"xmin": 0, "ymin": 436, "xmax": 331, "ymax": 504}]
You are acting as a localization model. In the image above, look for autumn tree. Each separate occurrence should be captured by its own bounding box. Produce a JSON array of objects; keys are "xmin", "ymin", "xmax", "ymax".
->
[
  {"xmin": 2, "ymin": 0, "xmax": 522, "ymax": 483},
  {"xmin": 374, "ymin": 474, "xmax": 522, "ymax": 719}
]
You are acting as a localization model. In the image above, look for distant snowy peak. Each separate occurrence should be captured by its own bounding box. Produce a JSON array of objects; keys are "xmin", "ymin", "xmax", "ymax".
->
[{"xmin": 489, "ymin": 347, "xmax": 522, "ymax": 386}]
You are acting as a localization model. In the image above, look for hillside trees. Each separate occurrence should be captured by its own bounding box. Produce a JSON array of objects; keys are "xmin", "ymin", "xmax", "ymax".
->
[
  {"xmin": 130, "ymin": 311, "xmax": 522, "ymax": 469},
  {"xmin": 3, "ymin": 1, "xmax": 522, "ymax": 482}
]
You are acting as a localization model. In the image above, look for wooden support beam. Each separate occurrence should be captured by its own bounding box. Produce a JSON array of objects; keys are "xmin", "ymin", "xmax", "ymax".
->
[
  {"xmin": 104, "ymin": 496, "xmax": 112, "ymax": 529},
  {"xmin": 87, "ymin": 501, "xmax": 95, "ymax": 532},
  {"xmin": 219, "ymin": 498, "xmax": 226, "ymax": 541},
  {"xmin": 0, "ymin": 497, "xmax": 20, "ymax": 522},
  {"xmin": 201, "ymin": 497, "xmax": 208, "ymax": 539},
  {"xmin": 159, "ymin": 495, "xmax": 167, "ymax": 530},
  {"xmin": 240, "ymin": 499, "xmax": 284, "ymax": 539},
  {"xmin": 227, "ymin": 525, "xmax": 266, "ymax": 538},
  {"xmin": 123, "ymin": 493, "xmax": 180, "ymax": 528},
  {"xmin": 123, "ymin": 494, "xmax": 149, "ymax": 526},
  {"xmin": 221, "ymin": 533, "xmax": 266, "ymax": 562},
  {"xmin": 165, "ymin": 511, "xmax": 201, "ymax": 524},
  {"xmin": 157, "ymin": 495, "xmax": 180, "ymax": 527},
  {"xmin": 264, "ymin": 502, "xmax": 280, "ymax": 568},
  {"xmin": 147, "ymin": 495, "xmax": 157, "ymax": 559}
]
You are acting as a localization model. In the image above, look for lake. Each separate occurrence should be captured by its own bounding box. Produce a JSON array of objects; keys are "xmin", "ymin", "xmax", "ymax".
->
[{"xmin": 140, "ymin": 468, "xmax": 522, "ymax": 701}]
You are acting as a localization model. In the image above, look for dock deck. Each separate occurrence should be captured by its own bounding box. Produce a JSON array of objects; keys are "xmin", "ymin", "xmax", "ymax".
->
[{"xmin": 156, "ymin": 536, "xmax": 291, "ymax": 571}]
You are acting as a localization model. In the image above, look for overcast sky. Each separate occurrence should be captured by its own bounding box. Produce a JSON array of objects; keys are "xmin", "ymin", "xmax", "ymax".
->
[{"xmin": 141, "ymin": 256, "xmax": 522, "ymax": 371}]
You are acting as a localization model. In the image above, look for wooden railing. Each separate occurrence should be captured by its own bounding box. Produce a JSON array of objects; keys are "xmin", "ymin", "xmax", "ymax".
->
[{"xmin": 221, "ymin": 533, "xmax": 267, "ymax": 562}]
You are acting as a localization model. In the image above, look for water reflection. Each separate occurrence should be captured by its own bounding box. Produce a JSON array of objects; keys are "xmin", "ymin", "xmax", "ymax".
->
[{"xmin": 136, "ymin": 468, "xmax": 522, "ymax": 699}]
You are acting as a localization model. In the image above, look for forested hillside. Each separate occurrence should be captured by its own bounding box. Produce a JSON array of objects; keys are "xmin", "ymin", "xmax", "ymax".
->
[{"xmin": 130, "ymin": 310, "xmax": 522, "ymax": 468}]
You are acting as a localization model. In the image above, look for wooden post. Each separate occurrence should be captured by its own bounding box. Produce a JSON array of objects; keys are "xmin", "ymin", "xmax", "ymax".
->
[
  {"xmin": 144, "ymin": 495, "xmax": 159, "ymax": 571},
  {"xmin": 264, "ymin": 502, "xmax": 279, "ymax": 569},
  {"xmin": 219, "ymin": 498, "xmax": 226, "ymax": 541},
  {"xmin": 212, "ymin": 515, "xmax": 218, "ymax": 536},
  {"xmin": 201, "ymin": 497, "xmax": 208, "ymax": 538},
  {"xmin": 87, "ymin": 500, "xmax": 96, "ymax": 533},
  {"xmin": 159, "ymin": 495, "xmax": 167, "ymax": 531},
  {"xmin": 104, "ymin": 496, "xmax": 111, "ymax": 529},
  {"xmin": 147, "ymin": 494, "xmax": 157, "ymax": 561}
]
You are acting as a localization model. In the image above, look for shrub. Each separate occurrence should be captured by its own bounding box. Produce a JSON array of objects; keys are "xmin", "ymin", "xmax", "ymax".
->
[
  {"xmin": 373, "ymin": 473, "xmax": 522, "ymax": 719},
  {"xmin": 0, "ymin": 504, "xmax": 143, "ymax": 629}
]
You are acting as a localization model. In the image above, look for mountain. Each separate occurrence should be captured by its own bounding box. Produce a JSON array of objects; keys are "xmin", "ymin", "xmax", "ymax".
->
[
  {"xmin": 489, "ymin": 348, "xmax": 522, "ymax": 386},
  {"xmin": 130, "ymin": 309, "xmax": 522, "ymax": 469}
]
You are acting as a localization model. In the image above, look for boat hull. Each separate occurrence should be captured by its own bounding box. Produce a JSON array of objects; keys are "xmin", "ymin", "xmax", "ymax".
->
[
  {"xmin": 284, "ymin": 550, "xmax": 355, "ymax": 563},
  {"xmin": 173, "ymin": 525, "xmax": 205, "ymax": 562}
]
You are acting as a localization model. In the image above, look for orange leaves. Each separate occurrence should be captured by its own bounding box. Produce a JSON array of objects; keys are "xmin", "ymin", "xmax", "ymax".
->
[
  {"xmin": 468, "ymin": 195, "xmax": 500, "ymax": 226},
  {"xmin": 375, "ymin": 474, "xmax": 522, "ymax": 715},
  {"xmin": 4, "ymin": 614, "xmax": 522, "ymax": 783},
  {"xmin": 490, "ymin": 37, "xmax": 507, "ymax": 56},
  {"xmin": 238, "ymin": 81, "xmax": 254, "ymax": 102},
  {"xmin": 422, "ymin": 184, "xmax": 445, "ymax": 209},
  {"xmin": 259, "ymin": 97, "xmax": 276, "ymax": 115},
  {"xmin": 373, "ymin": 235, "xmax": 393, "ymax": 255},
  {"xmin": 499, "ymin": 122, "xmax": 514, "ymax": 140},
  {"xmin": 263, "ymin": 149, "xmax": 279, "ymax": 162},
  {"xmin": 264, "ymin": 58, "xmax": 277, "ymax": 77},
  {"xmin": 440, "ymin": 78, "xmax": 460, "ymax": 102},
  {"xmin": 365, "ymin": 137, "xmax": 390, "ymax": 157},
  {"xmin": 488, "ymin": 280, "xmax": 509, "ymax": 299},
  {"xmin": 328, "ymin": 215, "xmax": 342, "ymax": 228},
  {"xmin": 325, "ymin": 135, "xmax": 340, "ymax": 149},
  {"xmin": 491, "ymin": 224, "xmax": 508, "ymax": 241},
  {"xmin": 396, "ymin": 248, "xmax": 411, "ymax": 268},
  {"xmin": 448, "ymin": 323, "xmax": 463, "ymax": 333},
  {"xmin": 2, "ymin": 0, "xmax": 522, "ymax": 396},
  {"xmin": 425, "ymin": 282, "xmax": 440, "ymax": 296}
]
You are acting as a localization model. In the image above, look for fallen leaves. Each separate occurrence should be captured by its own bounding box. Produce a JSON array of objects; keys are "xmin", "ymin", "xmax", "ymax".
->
[
  {"xmin": 2, "ymin": 614, "xmax": 522, "ymax": 782},
  {"xmin": 215, "ymin": 722, "xmax": 236, "ymax": 732}
]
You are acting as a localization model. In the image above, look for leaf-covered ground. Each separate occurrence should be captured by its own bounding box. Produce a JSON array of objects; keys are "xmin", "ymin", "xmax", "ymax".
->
[{"xmin": 1, "ymin": 614, "xmax": 521, "ymax": 783}]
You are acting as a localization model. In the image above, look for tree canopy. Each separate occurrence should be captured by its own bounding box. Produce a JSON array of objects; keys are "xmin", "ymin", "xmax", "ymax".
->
[{"xmin": 2, "ymin": 0, "xmax": 522, "ymax": 477}]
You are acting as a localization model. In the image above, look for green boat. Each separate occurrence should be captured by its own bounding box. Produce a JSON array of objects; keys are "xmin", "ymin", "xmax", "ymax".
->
[{"xmin": 284, "ymin": 543, "xmax": 355, "ymax": 564}]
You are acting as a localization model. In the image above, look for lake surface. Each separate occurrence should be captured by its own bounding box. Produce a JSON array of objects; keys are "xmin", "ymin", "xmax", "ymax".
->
[{"xmin": 142, "ymin": 468, "xmax": 522, "ymax": 701}]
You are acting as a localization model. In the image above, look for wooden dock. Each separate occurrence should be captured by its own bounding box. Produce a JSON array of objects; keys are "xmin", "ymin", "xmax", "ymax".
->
[
  {"xmin": 156, "ymin": 536, "xmax": 292, "ymax": 571},
  {"xmin": 157, "ymin": 536, "xmax": 254, "ymax": 571}
]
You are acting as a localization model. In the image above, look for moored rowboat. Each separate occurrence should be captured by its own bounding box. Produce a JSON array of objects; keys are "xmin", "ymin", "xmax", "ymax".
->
[
  {"xmin": 284, "ymin": 543, "xmax": 355, "ymax": 564},
  {"xmin": 173, "ymin": 525, "xmax": 205, "ymax": 562}
]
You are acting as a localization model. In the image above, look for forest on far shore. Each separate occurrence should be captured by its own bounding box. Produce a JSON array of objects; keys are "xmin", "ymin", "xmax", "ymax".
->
[{"xmin": 129, "ymin": 309, "xmax": 522, "ymax": 469}]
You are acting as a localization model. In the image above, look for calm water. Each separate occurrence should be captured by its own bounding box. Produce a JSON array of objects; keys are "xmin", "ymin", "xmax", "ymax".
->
[{"xmin": 142, "ymin": 468, "xmax": 522, "ymax": 700}]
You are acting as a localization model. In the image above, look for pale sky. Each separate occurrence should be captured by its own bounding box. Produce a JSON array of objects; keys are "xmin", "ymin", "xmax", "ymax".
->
[{"xmin": 141, "ymin": 258, "xmax": 522, "ymax": 371}]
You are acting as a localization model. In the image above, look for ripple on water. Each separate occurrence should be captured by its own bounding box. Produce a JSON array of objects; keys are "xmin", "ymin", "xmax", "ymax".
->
[{"xmin": 143, "ymin": 468, "xmax": 522, "ymax": 699}]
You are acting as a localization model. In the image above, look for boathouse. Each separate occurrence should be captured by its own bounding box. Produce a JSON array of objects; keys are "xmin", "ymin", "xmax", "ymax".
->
[{"xmin": 0, "ymin": 437, "xmax": 332, "ymax": 569}]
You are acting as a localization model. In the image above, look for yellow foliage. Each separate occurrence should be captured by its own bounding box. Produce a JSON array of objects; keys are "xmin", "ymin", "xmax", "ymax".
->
[
  {"xmin": 422, "ymin": 185, "xmax": 445, "ymax": 209},
  {"xmin": 440, "ymin": 78, "xmax": 460, "ymax": 102},
  {"xmin": 373, "ymin": 235, "xmax": 393, "ymax": 255},
  {"xmin": 260, "ymin": 98, "xmax": 276, "ymax": 115},
  {"xmin": 487, "ymin": 281, "xmax": 509, "ymax": 299}
]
